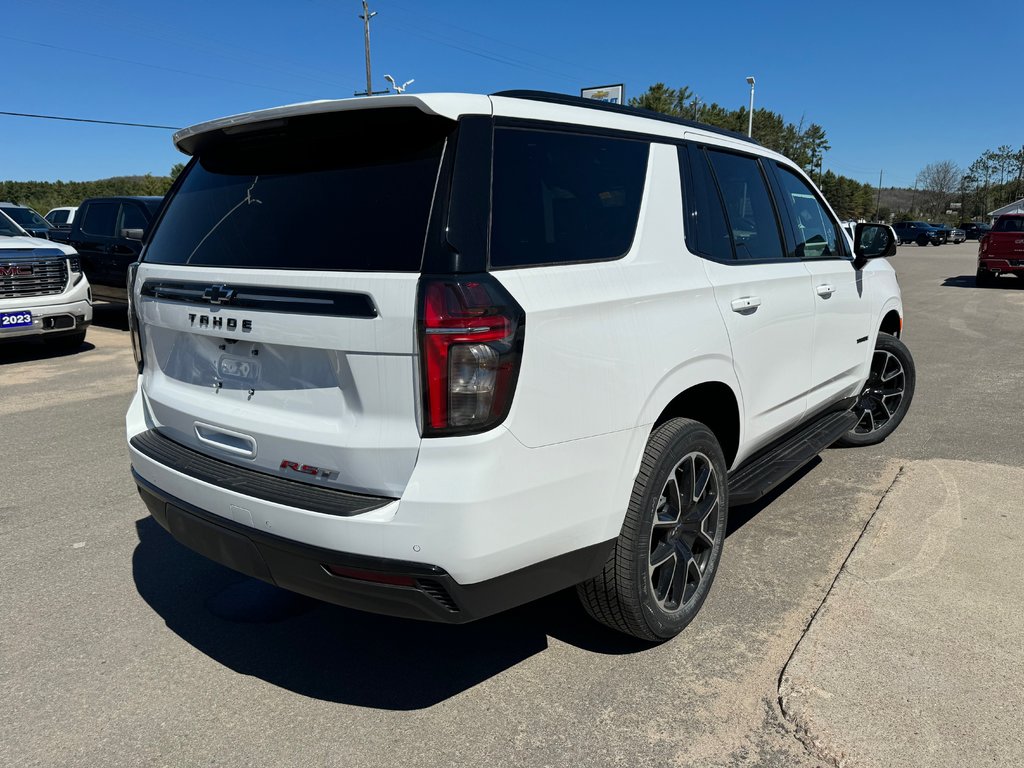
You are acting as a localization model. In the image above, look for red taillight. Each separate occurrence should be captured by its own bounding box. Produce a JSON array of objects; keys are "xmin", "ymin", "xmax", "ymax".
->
[
  {"xmin": 323, "ymin": 564, "xmax": 416, "ymax": 587},
  {"xmin": 127, "ymin": 262, "xmax": 144, "ymax": 374},
  {"xmin": 418, "ymin": 275, "xmax": 525, "ymax": 436}
]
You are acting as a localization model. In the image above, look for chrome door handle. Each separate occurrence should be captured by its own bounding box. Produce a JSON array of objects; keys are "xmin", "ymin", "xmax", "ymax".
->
[
  {"xmin": 815, "ymin": 284, "xmax": 835, "ymax": 297},
  {"xmin": 730, "ymin": 296, "xmax": 762, "ymax": 312}
]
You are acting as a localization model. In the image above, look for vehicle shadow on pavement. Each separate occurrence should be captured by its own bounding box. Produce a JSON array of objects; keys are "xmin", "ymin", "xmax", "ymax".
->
[
  {"xmin": 131, "ymin": 462, "xmax": 816, "ymax": 709},
  {"xmin": 133, "ymin": 517, "xmax": 654, "ymax": 709},
  {"xmin": 0, "ymin": 338, "xmax": 95, "ymax": 365},
  {"xmin": 942, "ymin": 275, "xmax": 1024, "ymax": 289}
]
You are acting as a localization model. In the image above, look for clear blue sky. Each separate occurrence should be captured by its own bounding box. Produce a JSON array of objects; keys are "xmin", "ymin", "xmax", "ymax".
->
[{"xmin": 3, "ymin": 0, "xmax": 1019, "ymax": 189}]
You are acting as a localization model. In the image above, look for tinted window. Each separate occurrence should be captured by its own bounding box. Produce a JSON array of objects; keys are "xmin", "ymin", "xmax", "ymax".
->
[
  {"xmin": 680, "ymin": 145, "xmax": 733, "ymax": 260},
  {"xmin": 993, "ymin": 217, "xmax": 1024, "ymax": 232},
  {"xmin": 0, "ymin": 211, "xmax": 22, "ymax": 236},
  {"xmin": 706, "ymin": 150, "xmax": 784, "ymax": 260},
  {"xmin": 119, "ymin": 203, "xmax": 148, "ymax": 231},
  {"xmin": 775, "ymin": 165, "xmax": 842, "ymax": 259},
  {"xmin": 145, "ymin": 109, "xmax": 452, "ymax": 271},
  {"xmin": 48, "ymin": 210, "xmax": 69, "ymax": 225},
  {"xmin": 80, "ymin": 202, "xmax": 119, "ymax": 237},
  {"xmin": 489, "ymin": 128, "xmax": 649, "ymax": 268}
]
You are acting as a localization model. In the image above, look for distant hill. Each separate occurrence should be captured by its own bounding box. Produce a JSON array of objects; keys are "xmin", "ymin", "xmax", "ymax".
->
[{"xmin": 0, "ymin": 174, "xmax": 174, "ymax": 218}]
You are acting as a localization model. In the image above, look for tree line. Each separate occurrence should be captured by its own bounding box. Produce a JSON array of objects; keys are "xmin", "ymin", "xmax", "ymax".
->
[
  {"xmin": 628, "ymin": 83, "xmax": 878, "ymax": 219},
  {"xmin": 0, "ymin": 170, "xmax": 178, "ymax": 219},
  {"xmin": 900, "ymin": 145, "xmax": 1023, "ymax": 221}
]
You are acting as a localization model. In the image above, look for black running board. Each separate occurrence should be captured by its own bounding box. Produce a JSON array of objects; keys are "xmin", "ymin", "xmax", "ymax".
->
[{"xmin": 728, "ymin": 409, "xmax": 858, "ymax": 506}]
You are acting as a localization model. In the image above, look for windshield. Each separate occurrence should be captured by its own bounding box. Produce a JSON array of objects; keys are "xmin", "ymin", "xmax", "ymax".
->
[
  {"xmin": 2, "ymin": 206, "xmax": 50, "ymax": 229},
  {"xmin": 0, "ymin": 210, "xmax": 26, "ymax": 237},
  {"xmin": 145, "ymin": 108, "xmax": 453, "ymax": 272}
]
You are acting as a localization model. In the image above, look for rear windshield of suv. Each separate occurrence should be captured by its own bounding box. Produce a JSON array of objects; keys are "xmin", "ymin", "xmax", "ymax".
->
[
  {"xmin": 993, "ymin": 216, "xmax": 1024, "ymax": 232},
  {"xmin": 144, "ymin": 108, "xmax": 453, "ymax": 271}
]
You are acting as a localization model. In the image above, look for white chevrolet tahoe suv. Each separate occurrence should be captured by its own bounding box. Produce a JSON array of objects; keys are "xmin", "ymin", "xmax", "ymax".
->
[
  {"xmin": 1, "ymin": 209, "xmax": 91, "ymax": 349},
  {"xmin": 126, "ymin": 91, "xmax": 913, "ymax": 641}
]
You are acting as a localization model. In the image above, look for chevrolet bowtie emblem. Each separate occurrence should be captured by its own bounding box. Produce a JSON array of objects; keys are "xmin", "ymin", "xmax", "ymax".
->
[{"xmin": 203, "ymin": 285, "xmax": 235, "ymax": 304}]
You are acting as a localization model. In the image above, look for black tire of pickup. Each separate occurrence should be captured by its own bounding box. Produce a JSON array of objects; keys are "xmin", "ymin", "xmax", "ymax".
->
[
  {"xmin": 976, "ymin": 268, "xmax": 996, "ymax": 287},
  {"xmin": 577, "ymin": 418, "xmax": 728, "ymax": 641},
  {"xmin": 836, "ymin": 333, "xmax": 915, "ymax": 447},
  {"xmin": 916, "ymin": 235, "xmax": 930, "ymax": 246}
]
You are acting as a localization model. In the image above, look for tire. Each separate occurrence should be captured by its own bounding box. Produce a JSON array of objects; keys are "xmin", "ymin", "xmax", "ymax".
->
[
  {"xmin": 47, "ymin": 330, "xmax": 86, "ymax": 351},
  {"xmin": 835, "ymin": 333, "xmax": 915, "ymax": 447},
  {"xmin": 916, "ymin": 235, "xmax": 929, "ymax": 246},
  {"xmin": 976, "ymin": 269, "xmax": 995, "ymax": 287},
  {"xmin": 577, "ymin": 418, "xmax": 728, "ymax": 641}
]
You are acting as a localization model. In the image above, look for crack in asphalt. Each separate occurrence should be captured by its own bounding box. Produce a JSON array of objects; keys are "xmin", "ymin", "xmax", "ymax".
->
[{"xmin": 775, "ymin": 464, "xmax": 907, "ymax": 768}]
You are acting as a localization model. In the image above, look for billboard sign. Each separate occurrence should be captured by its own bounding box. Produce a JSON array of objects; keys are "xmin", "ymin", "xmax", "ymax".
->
[{"xmin": 580, "ymin": 84, "xmax": 625, "ymax": 105}]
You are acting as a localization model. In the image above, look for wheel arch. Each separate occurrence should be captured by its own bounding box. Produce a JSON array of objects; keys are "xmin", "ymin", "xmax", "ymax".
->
[{"xmin": 639, "ymin": 358, "xmax": 742, "ymax": 470}]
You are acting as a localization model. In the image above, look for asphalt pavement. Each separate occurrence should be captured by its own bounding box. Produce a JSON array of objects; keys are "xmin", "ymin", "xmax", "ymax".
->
[{"xmin": 1, "ymin": 242, "xmax": 1021, "ymax": 767}]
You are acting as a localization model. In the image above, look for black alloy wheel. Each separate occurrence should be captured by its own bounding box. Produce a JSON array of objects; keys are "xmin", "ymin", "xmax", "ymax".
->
[
  {"xmin": 836, "ymin": 333, "xmax": 916, "ymax": 447},
  {"xmin": 577, "ymin": 418, "xmax": 728, "ymax": 641}
]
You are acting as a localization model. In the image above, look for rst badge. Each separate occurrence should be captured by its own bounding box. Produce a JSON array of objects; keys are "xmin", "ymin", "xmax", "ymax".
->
[{"xmin": 280, "ymin": 460, "xmax": 339, "ymax": 481}]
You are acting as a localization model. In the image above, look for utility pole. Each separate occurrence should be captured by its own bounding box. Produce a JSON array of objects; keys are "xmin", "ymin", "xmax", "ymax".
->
[
  {"xmin": 359, "ymin": 1, "xmax": 376, "ymax": 97},
  {"xmin": 875, "ymin": 169, "xmax": 883, "ymax": 221}
]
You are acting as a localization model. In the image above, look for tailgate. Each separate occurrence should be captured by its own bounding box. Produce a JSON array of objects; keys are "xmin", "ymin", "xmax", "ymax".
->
[
  {"xmin": 136, "ymin": 266, "xmax": 421, "ymax": 496},
  {"xmin": 133, "ymin": 106, "xmax": 457, "ymax": 497}
]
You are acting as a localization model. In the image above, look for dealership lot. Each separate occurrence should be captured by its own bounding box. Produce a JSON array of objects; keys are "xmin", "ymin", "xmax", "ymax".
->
[{"xmin": 2, "ymin": 242, "xmax": 1022, "ymax": 767}]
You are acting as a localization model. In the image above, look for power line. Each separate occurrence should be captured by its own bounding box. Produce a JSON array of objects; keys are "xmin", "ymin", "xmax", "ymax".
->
[
  {"xmin": 0, "ymin": 34, "xmax": 320, "ymax": 99},
  {"xmin": 0, "ymin": 111, "xmax": 180, "ymax": 130}
]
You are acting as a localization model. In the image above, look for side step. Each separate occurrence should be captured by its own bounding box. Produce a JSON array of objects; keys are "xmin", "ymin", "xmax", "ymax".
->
[{"xmin": 728, "ymin": 409, "xmax": 858, "ymax": 507}]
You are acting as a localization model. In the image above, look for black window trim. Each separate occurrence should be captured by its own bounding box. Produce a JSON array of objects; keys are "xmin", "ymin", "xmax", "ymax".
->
[{"xmin": 485, "ymin": 120, "xmax": 652, "ymax": 272}]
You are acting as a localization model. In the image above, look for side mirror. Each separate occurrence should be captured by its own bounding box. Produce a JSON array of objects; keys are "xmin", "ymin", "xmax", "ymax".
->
[
  {"xmin": 122, "ymin": 228, "xmax": 145, "ymax": 241},
  {"xmin": 853, "ymin": 223, "xmax": 897, "ymax": 270}
]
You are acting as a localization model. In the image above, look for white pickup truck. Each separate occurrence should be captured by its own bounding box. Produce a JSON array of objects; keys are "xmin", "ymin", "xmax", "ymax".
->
[{"xmin": 0, "ymin": 208, "xmax": 92, "ymax": 349}]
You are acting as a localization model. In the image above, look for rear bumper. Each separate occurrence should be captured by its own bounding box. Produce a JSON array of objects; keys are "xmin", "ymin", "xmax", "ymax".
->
[
  {"xmin": 135, "ymin": 471, "xmax": 613, "ymax": 623},
  {"xmin": 979, "ymin": 258, "xmax": 1024, "ymax": 274}
]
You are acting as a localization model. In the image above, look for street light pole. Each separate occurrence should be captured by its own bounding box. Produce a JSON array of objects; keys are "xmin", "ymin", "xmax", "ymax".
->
[{"xmin": 745, "ymin": 76, "xmax": 755, "ymax": 137}]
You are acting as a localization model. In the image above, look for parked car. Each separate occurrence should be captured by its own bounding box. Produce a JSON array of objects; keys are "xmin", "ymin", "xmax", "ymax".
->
[
  {"xmin": 45, "ymin": 206, "xmax": 78, "ymax": 227},
  {"xmin": 977, "ymin": 213, "xmax": 1024, "ymax": 286},
  {"xmin": 893, "ymin": 220, "xmax": 943, "ymax": 246},
  {"xmin": 56, "ymin": 196, "xmax": 163, "ymax": 302},
  {"xmin": 959, "ymin": 221, "xmax": 991, "ymax": 240},
  {"xmin": 126, "ymin": 90, "xmax": 914, "ymax": 641},
  {"xmin": 931, "ymin": 223, "xmax": 965, "ymax": 243},
  {"xmin": 0, "ymin": 202, "xmax": 54, "ymax": 239},
  {"xmin": 0, "ymin": 208, "xmax": 91, "ymax": 349}
]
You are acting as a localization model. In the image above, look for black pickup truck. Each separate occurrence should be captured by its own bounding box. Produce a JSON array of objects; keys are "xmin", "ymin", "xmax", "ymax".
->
[{"xmin": 50, "ymin": 196, "xmax": 162, "ymax": 302}]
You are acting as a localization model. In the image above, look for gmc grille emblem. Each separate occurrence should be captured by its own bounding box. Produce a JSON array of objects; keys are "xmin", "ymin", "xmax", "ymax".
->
[
  {"xmin": 0, "ymin": 265, "xmax": 32, "ymax": 277},
  {"xmin": 203, "ymin": 285, "xmax": 235, "ymax": 304}
]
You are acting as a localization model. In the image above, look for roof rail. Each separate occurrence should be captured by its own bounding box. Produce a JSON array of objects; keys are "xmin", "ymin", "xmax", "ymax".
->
[{"xmin": 491, "ymin": 90, "xmax": 760, "ymax": 146}]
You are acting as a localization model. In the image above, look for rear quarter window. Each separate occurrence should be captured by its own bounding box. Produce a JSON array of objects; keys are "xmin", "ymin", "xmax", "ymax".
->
[{"xmin": 489, "ymin": 128, "xmax": 649, "ymax": 268}]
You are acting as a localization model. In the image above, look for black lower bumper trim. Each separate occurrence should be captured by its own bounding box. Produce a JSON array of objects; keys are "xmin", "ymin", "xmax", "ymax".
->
[
  {"xmin": 134, "ymin": 471, "xmax": 615, "ymax": 624},
  {"xmin": 131, "ymin": 429, "xmax": 394, "ymax": 518}
]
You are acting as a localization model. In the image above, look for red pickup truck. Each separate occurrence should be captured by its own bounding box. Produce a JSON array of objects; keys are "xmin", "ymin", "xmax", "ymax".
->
[{"xmin": 977, "ymin": 214, "xmax": 1024, "ymax": 286}]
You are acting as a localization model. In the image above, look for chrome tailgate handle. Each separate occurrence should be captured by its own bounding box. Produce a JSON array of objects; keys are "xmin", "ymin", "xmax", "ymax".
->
[{"xmin": 194, "ymin": 422, "xmax": 258, "ymax": 459}]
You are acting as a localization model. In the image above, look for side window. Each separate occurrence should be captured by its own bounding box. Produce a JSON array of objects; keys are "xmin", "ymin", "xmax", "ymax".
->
[
  {"xmin": 679, "ymin": 145, "xmax": 733, "ymax": 261},
  {"xmin": 119, "ymin": 203, "xmax": 148, "ymax": 232},
  {"xmin": 774, "ymin": 165, "xmax": 843, "ymax": 259},
  {"xmin": 49, "ymin": 210, "xmax": 69, "ymax": 225},
  {"xmin": 80, "ymin": 202, "xmax": 119, "ymax": 237},
  {"xmin": 705, "ymin": 150, "xmax": 785, "ymax": 261},
  {"xmin": 490, "ymin": 128, "xmax": 650, "ymax": 268}
]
